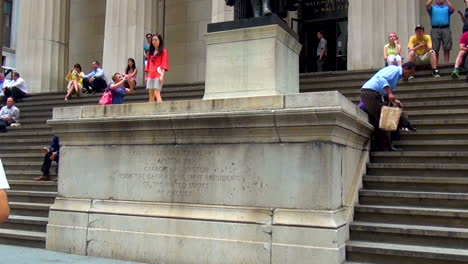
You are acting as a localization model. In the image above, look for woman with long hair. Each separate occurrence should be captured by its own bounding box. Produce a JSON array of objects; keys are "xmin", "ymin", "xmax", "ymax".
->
[
  {"xmin": 124, "ymin": 58, "xmax": 138, "ymax": 91},
  {"xmin": 384, "ymin": 32, "xmax": 402, "ymax": 66},
  {"xmin": 145, "ymin": 34, "xmax": 169, "ymax": 103}
]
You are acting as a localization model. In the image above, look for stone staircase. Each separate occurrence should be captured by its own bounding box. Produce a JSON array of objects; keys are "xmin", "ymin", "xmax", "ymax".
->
[
  {"xmin": 1, "ymin": 66, "xmax": 468, "ymax": 264},
  {"xmin": 300, "ymin": 66, "xmax": 468, "ymax": 264}
]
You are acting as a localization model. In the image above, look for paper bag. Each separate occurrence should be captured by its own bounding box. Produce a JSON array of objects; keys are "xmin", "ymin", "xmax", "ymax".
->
[{"xmin": 379, "ymin": 105, "xmax": 402, "ymax": 131}]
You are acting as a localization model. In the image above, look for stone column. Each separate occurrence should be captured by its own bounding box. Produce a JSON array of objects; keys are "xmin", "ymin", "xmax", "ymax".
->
[
  {"xmin": 16, "ymin": 0, "xmax": 70, "ymax": 93},
  {"xmin": 347, "ymin": 0, "xmax": 420, "ymax": 70},
  {"xmin": 211, "ymin": 0, "xmax": 234, "ymax": 23},
  {"xmin": 102, "ymin": 0, "xmax": 158, "ymax": 86}
]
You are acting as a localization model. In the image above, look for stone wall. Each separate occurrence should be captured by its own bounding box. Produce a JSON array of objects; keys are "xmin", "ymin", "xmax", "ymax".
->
[{"xmin": 164, "ymin": 0, "xmax": 212, "ymax": 84}]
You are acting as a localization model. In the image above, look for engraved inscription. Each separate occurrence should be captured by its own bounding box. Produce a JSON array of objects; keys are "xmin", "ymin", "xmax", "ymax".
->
[{"xmin": 115, "ymin": 148, "xmax": 255, "ymax": 198}]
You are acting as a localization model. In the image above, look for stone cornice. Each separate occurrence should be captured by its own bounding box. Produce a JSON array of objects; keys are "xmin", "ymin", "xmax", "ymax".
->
[{"xmin": 48, "ymin": 92, "xmax": 372, "ymax": 147}]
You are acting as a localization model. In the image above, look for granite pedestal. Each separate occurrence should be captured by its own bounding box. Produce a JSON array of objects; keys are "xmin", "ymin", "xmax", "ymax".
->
[
  {"xmin": 203, "ymin": 16, "xmax": 302, "ymax": 100},
  {"xmin": 46, "ymin": 92, "xmax": 372, "ymax": 264}
]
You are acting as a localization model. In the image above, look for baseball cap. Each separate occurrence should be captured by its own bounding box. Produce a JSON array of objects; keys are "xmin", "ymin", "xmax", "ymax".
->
[{"xmin": 415, "ymin": 24, "xmax": 425, "ymax": 31}]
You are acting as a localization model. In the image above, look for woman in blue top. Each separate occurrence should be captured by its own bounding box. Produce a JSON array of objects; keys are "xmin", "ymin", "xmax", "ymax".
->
[{"xmin": 109, "ymin": 73, "xmax": 134, "ymax": 104}]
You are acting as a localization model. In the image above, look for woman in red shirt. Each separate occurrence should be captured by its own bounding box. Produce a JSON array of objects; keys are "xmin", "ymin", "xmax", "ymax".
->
[{"xmin": 145, "ymin": 34, "xmax": 169, "ymax": 103}]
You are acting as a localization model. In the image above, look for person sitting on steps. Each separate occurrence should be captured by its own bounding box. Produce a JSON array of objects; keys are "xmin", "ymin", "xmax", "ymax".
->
[
  {"xmin": 83, "ymin": 61, "xmax": 108, "ymax": 94},
  {"xmin": 64, "ymin": 63, "xmax": 85, "ymax": 101},
  {"xmin": 0, "ymin": 97, "xmax": 19, "ymax": 133},
  {"xmin": 33, "ymin": 136, "xmax": 60, "ymax": 181},
  {"xmin": 2, "ymin": 72, "xmax": 28, "ymax": 103},
  {"xmin": 407, "ymin": 25, "xmax": 440, "ymax": 78},
  {"xmin": 451, "ymin": 31, "xmax": 468, "ymax": 79}
]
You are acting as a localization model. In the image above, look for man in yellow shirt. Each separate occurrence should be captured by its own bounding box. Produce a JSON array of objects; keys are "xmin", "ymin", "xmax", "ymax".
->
[{"xmin": 407, "ymin": 25, "xmax": 440, "ymax": 77}]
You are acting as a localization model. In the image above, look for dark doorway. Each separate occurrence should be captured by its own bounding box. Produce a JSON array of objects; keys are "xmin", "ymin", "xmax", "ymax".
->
[{"xmin": 296, "ymin": 0, "xmax": 348, "ymax": 73}]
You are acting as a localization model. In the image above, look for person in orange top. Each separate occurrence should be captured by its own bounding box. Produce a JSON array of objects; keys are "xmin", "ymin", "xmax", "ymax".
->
[
  {"xmin": 145, "ymin": 34, "xmax": 169, "ymax": 103},
  {"xmin": 407, "ymin": 24, "xmax": 440, "ymax": 78}
]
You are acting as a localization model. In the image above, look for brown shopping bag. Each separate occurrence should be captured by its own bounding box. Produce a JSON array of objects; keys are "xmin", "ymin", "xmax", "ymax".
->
[{"xmin": 379, "ymin": 104, "xmax": 402, "ymax": 131}]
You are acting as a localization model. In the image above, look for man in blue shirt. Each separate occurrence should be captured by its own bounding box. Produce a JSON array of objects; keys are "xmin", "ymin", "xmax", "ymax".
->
[
  {"xmin": 427, "ymin": 0, "xmax": 454, "ymax": 64},
  {"xmin": 83, "ymin": 60, "xmax": 108, "ymax": 93},
  {"xmin": 360, "ymin": 62, "xmax": 416, "ymax": 151}
]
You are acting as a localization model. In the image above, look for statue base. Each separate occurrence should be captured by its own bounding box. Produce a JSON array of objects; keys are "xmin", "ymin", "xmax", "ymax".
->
[
  {"xmin": 203, "ymin": 16, "xmax": 301, "ymax": 100},
  {"xmin": 46, "ymin": 92, "xmax": 372, "ymax": 264}
]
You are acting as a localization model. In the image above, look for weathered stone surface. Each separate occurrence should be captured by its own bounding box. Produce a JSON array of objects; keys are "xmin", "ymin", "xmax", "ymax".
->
[
  {"xmin": 59, "ymin": 143, "xmax": 353, "ymax": 210},
  {"xmin": 203, "ymin": 25, "xmax": 302, "ymax": 99},
  {"xmin": 47, "ymin": 92, "xmax": 371, "ymax": 264}
]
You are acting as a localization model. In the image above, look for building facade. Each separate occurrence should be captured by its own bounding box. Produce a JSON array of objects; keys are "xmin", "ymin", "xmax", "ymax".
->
[{"xmin": 8, "ymin": 0, "xmax": 468, "ymax": 93}]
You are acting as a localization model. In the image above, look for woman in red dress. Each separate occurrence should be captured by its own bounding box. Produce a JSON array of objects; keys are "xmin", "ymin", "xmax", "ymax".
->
[{"xmin": 145, "ymin": 34, "xmax": 169, "ymax": 103}]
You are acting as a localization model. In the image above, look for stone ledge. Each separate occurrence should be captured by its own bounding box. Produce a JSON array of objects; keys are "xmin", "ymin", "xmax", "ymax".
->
[
  {"xmin": 48, "ymin": 92, "xmax": 372, "ymax": 147},
  {"xmin": 50, "ymin": 197, "xmax": 350, "ymax": 229}
]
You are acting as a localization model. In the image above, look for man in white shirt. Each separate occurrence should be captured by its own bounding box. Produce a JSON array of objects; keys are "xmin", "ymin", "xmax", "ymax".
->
[
  {"xmin": 0, "ymin": 97, "xmax": 20, "ymax": 132},
  {"xmin": 3, "ymin": 72, "xmax": 28, "ymax": 103},
  {"xmin": 0, "ymin": 159, "xmax": 10, "ymax": 223},
  {"xmin": 83, "ymin": 61, "xmax": 108, "ymax": 93}
]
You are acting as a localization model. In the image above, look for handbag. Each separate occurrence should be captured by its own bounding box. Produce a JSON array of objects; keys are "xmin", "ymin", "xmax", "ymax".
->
[
  {"xmin": 379, "ymin": 103, "xmax": 402, "ymax": 131},
  {"xmin": 99, "ymin": 87, "xmax": 113, "ymax": 105}
]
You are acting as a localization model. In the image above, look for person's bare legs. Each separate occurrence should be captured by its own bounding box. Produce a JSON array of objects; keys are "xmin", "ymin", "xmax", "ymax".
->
[
  {"xmin": 430, "ymin": 51, "xmax": 438, "ymax": 69},
  {"xmin": 408, "ymin": 51, "xmax": 416, "ymax": 63},
  {"xmin": 65, "ymin": 84, "xmax": 74, "ymax": 101},
  {"xmin": 154, "ymin": 89, "xmax": 162, "ymax": 103},
  {"xmin": 444, "ymin": 50, "xmax": 450, "ymax": 64},
  {"xmin": 455, "ymin": 50, "xmax": 466, "ymax": 68},
  {"xmin": 148, "ymin": 89, "xmax": 155, "ymax": 102}
]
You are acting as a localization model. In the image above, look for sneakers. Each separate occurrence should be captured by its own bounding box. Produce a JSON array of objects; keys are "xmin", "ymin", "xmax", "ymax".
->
[
  {"xmin": 451, "ymin": 68, "xmax": 460, "ymax": 79},
  {"xmin": 432, "ymin": 69, "xmax": 440, "ymax": 78},
  {"xmin": 407, "ymin": 75, "xmax": 415, "ymax": 80}
]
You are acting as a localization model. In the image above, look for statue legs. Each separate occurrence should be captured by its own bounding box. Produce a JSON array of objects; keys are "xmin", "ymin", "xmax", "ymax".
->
[
  {"xmin": 250, "ymin": 0, "xmax": 272, "ymax": 17},
  {"xmin": 262, "ymin": 0, "xmax": 272, "ymax": 16}
]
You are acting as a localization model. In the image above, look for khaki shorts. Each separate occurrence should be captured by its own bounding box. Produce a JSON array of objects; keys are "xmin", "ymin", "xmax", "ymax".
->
[{"xmin": 414, "ymin": 51, "xmax": 433, "ymax": 65}]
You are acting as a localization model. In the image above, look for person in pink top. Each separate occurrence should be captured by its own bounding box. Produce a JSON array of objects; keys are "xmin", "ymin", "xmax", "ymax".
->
[
  {"xmin": 451, "ymin": 31, "xmax": 468, "ymax": 79},
  {"xmin": 145, "ymin": 34, "xmax": 169, "ymax": 103},
  {"xmin": 124, "ymin": 58, "xmax": 138, "ymax": 91}
]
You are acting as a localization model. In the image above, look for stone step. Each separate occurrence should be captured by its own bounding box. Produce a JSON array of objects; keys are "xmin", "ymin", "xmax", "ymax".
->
[
  {"xmin": 8, "ymin": 180, "xmax": 57, "ymax": 192},
  {"xmin": 24, "ymin": 83, "xmax": 205, "ymax": 101},
  {"xmin": 350, "ymin": 221, "xmax": 468, "ymax": 250},
  {"xmin": 393, "ymin": 140, "xmax": 468, "ymax": 151},
  {"xmin": 300, "ymin": 65, "xmax": 454, "ymax": 80},
  {"xmin": 5, "ymin": 170, "xmax": 56, "ymax": 181},
  {"xmin": 0, "ymin": 138, "xmax": 51, "ymax": 145},
  {"xmin": 0, "ymin": 153, "xmax": 45, "ymax": 162},
  {"xmin": 348, "ymin": 90, "xmax": 468, "ymax": 104},
  {"xmin": 402, "ymin": 100, "xmax": 468, "ymax": 111},
  {"xmin": 366, "ymin": 163, "xmax": 468, "ymax": 177},
  {"xmin": 409, "ymin": 119, "xmax": 468, "ymax": 130},
  {"xmin": 0, "ymin": 228, "xmax": 45, "ymax": 248},
  {"xmin": 406, "ymin": 109, "xmax": 468, "ymax": 120},
  {"xmin": 0, "ymin": 215, "xmax": 48, "ymax": 233},
  {"xmin": 0, "ymin": 145, "xmax": 50, "ymax": 154},
  {"xmin": 359, "ymin": 190, "xmax": 468, "ymax": 210},
  {"xmin": 370, "ymin": 151, "xmax": 468, "ymax": 164},
  {"xmin": 354, "ymin": 205, "xmax": 468, "ymax": 228},
  {"xmin": 18, "ymin": 90, "xmax": 204, "ymax": 107},
  {"xmin": 302, "ymin": 75, "xmax": 464, "ymax": 89},
  {"xmin": 346, "ymin": 241, "xmax": 468, "ymax": 264},
  {"xmin": 9, "ymin": 202, "xmax": 51, "ymax": 218},
  {"xmin": 398, "ymin": 129, "xmax": 468, "ymax": 141},
  {"xmin": 304, "ymin": 80, "xmax": 468, "ymax": 97},
  {"xmin": 5, "ymin": 125, "xmax": 51, "ymax": 131},
  {"xmin": 0, "ymin": 130, "xmax": 53, "ymax": 138},
  {"xmin": 6, "ymin": 190, "xmax": 57, "ymax": 204},
  {"xmin": 363, "ymin": 176, "xmax": 468, "ymax": 193}
]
